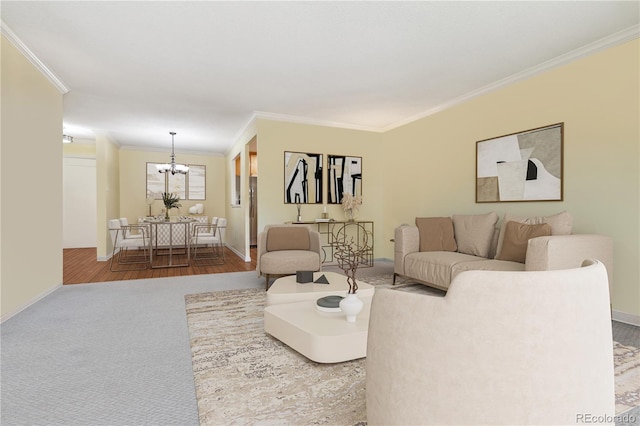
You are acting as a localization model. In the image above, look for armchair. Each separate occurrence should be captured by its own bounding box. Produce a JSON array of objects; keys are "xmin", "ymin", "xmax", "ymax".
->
[
  {"xmin": 257, "ymin": 224, "xmax": 322, "ymax": 290},
  {"xmin": 366, "ymin": 260, "xmax": 614, "ymax": 425}
]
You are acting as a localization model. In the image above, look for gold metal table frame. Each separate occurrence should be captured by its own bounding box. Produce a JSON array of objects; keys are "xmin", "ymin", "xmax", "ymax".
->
[{"xmin": 144, "ymin": 218, "xmax": 195, "ymax": 268}]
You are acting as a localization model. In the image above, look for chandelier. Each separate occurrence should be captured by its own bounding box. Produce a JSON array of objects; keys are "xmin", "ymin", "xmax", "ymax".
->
[{"xmin": 156, "ymin": 131, "xmax": 189, "ymax": 175}]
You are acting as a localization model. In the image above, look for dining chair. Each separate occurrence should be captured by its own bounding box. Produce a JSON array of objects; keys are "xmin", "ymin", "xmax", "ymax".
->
[
  {"xmin": 118, "ymin": 217, "xmax": 146, "ymax": 240},
  {"xmin": 190, "ymin": 217, "xmax": 226, "ymax": 264},
  {"xmin": 108, "ymin": 219, "xmax": 150, "ymax": 271}
]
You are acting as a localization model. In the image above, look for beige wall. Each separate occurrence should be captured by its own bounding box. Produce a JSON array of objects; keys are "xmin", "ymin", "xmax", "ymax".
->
[
  {"xmin": 96, "ymin": 135, "xmax": 121, "ymax": 259},
  {"xmin": 383, "ymin": 39, "xmax": 639, "ymax": 317},
  {"xmin": 253, "ymin": 119, "xmax": 387, "ymax": 256},
  {"xmin": 1, "ymin": 35, "xmax": 64, "ymax": 319},
  {"xmin": 118, "ymin": 149, "xmax": 225, "ymax": 225},
  {"xmin": 63, "ymin": 142, "xmax": 96, "ymax": 157}
]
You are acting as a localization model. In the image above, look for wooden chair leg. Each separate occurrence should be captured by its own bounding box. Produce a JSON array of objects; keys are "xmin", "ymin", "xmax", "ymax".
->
[{"xmin": 265, "ymin": 274, "xmax": 270, "ymax": 291}]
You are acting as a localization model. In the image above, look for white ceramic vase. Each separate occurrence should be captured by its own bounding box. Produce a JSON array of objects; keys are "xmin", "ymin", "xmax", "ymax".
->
[{"xmin": 339, "ymin": 293, "xmax": 363, "ymax": 323}]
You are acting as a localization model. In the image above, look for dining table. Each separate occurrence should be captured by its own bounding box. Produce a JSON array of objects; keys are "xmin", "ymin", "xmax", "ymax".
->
[{"xmin": 142, "ymin": 217, "xmax": 196, "ymax": 268}]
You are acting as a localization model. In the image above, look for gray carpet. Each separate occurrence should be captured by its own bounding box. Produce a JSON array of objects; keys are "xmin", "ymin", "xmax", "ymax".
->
[
  {"xmin": 2, "ymin": 260, "xmax": 638, "ymax": 425},
  {"xmin": 1, "ymin": 271, "xmax": 264, "ymax": 426}
]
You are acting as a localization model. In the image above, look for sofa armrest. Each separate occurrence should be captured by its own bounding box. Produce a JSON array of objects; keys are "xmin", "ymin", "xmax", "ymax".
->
[
  {"xmin": 525, "ymin": 234, "xmax": 613, "ymax": 297},
  {"xmin": 394, "ymin": 225, "xmax": 420, "ymax": 275},
  {"xmin": 256, "ymin": 231, "xmax": 267, "ymax": 276},
  {"xmin": 309, "ymin": 230, "xmax": 322, "ymax": 258}
]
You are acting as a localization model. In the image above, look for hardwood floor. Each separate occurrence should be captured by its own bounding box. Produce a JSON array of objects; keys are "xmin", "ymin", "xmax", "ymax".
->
[{"xmin": 63, "ymin": 246, "xmax": 258, "ymax": 284}]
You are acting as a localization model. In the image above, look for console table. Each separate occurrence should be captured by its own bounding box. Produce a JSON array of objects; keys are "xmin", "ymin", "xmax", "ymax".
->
[{"xmin": 292, "ymin": 220, "xmax": 374, "ymax": 267}]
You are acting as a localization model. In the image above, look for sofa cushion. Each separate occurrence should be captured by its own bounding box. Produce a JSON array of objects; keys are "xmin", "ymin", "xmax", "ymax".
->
[
  {"xmin": 405, "ymin": 251, "xmax": 485, "ymax": 289},
  {"xmin": 452, "ymin": 212, "xmax": 499, "ymax": 258},
  {"xmin": 260, "ymin": 250, "xmax": 320, "ymax": 274},
  {"xmin": 415, "ymin": 217, "xmax": 457, "ymax": 252},
  {"xmin": 496, "ymin": 211, "xmax": 572, "ymax": 257},
  {"xmin": 451, "ymin": 259, "xmax": 525, "ymax": 281},
  {"xmin": 266, "ymin": 227, "xmax": 310, "ymax": 251},
  {"xmin": 495, "ymin": 221, "xmax": 552, "ymax": 263}
]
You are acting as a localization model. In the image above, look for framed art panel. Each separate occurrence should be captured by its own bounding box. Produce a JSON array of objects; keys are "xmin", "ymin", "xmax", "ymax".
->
[
  {"xmin": 146, "ymin": 162, "xmax": 165, "ymax": 199},
  {"xmin": 327, "ymin": 155, "xmax": 362, "ymax": 204},
  {"xmin": 284, "ymin": 151, "xmax": 323, "ymax": 204},
  {"xmin": 476, "ymin": 123, "xmax": 563, "ymax": 202},
  {"xmin": 168, "ymin": 173, "xmax": 186, "ymax": 200},
  {"xmin": 188, "ymin": 164, "xmax": 206, "ymax": 200}
]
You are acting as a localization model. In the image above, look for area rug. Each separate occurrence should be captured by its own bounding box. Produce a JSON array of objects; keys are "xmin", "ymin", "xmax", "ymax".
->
[
  {"xmin": 614, "ymin": 341, "xmax": 640, "ymax": 414},
  {"xmin": 186, "ymin": 288, "xmax": 366, "ymax": 425},
  {"xmin": 185, "ymin": 278, "xmax": 639, "ymax": 425}
]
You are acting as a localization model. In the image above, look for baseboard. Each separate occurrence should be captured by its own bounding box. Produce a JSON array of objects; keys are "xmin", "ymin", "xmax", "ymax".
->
[
  {"xmin": 1, "ymin": 282, "xmax": 62, "ymax": 324},
  {"xmin": 612, "ymin": 310, "xmax": 640, "ymax": 326},
  {"xmin": 97, "ymin": 248, "xmax": 117, "ymax": 262},
  {"xmin": 227, "ymin": 244, "xmax": 251, "ymax": 262}
]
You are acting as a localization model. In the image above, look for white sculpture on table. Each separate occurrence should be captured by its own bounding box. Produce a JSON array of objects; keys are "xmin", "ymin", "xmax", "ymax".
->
[{"xmin": 189, "ymin": 204, "xmax": 204, "ymax": 215}]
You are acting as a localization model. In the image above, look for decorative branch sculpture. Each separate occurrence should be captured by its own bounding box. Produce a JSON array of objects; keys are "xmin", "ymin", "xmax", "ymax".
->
[{"xmin": 332, "ymin": 223, "xmax": 371, "ymax": 294}]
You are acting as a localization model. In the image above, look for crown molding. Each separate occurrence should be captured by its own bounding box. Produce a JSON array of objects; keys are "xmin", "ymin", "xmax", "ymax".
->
[
  {"xmin": 253, "ymin": 111, "xmax": 383, "ymax": 133},
  {"xmin": 119, "ymin": 144, "xmax": 223, "ymax": 157},
  {"xmin": 1, "ymin": 21, "xmax": 70, "ymax": 94},
  {"xmin": 382, "ymin": 24, "xmax": 640, "ymax": 132},
  {"xmin": 226, "ymin": 114, "xmax": 258, "ymax": 156}
]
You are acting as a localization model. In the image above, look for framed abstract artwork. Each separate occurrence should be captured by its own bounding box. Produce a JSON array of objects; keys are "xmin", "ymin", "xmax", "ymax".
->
[
  {"xmin": 327, "ymin": 155, "xmax": 362, "ymax": 204},
  {"xmin": 284, "ymin": 151, "xmax": 323, "ymax": 204},
  {"xmin": 476, "ymin": 123, "xmax": 563, "ymax": 202}
]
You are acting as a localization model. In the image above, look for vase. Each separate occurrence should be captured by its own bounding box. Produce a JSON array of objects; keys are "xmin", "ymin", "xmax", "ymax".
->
[
  {"xmin": 339, "ymin": 293, "xmax": 363, "ymax": 323},
  {"xmin": 344, "ymin": 208, "xmax": 358, "ymax": 222},
  {"xmin": 164, "ymin": 209, "xmax": 170, "ymax": 221}
]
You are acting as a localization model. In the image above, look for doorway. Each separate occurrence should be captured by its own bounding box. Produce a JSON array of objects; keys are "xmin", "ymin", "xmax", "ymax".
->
[{"xmin": 249, "ymin": 140, "xmax": 258, "ymax": 247}]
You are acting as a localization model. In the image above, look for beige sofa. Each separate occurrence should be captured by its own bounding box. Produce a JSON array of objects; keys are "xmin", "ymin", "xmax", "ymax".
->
[
  {"xmin": 394, "ymin": 211, "xmax": 614, "ymax": 295},
  {"xmin": 367, "ymin": 260, "xmax": 615, "ymax": 425}
]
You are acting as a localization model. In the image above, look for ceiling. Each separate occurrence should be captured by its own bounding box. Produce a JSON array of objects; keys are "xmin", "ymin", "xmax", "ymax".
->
[{"xmin": 2, "ymin": 1, "xmax": 638, "ymax": 154}]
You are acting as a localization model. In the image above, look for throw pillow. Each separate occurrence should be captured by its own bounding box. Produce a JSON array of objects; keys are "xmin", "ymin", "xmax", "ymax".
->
[
  {"xmin": 266, "ymin": 226, "xmax": 310, "ymax": 251},
  {"xmin": 452, "ymin": 212, "xmax": 499, "ymax": 258},
  {"xmin": 495, "ymin": 221, "xmax": 552, "ymax": 263},
  {"xmin": 495, "ymin": 211, "xmax": 573, "ymax": 257},
  {"xmin": 415, "ymin": 217, "xmax": 457, "ymax": 252}
]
